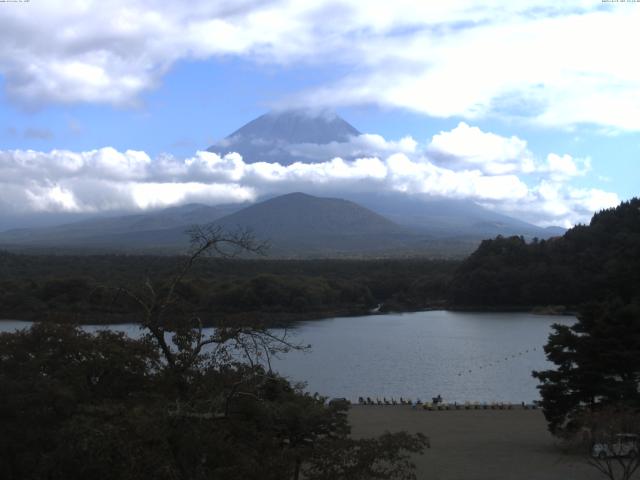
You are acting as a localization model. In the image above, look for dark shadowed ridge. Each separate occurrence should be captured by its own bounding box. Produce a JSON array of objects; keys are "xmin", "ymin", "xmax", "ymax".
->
[
  {"xmin": 215, "ymin": 192, "xmax": 401, "ymax": 237},
  {"xmin": 209, "ymin": 192, "xmax": 431, "ymax": 256}
]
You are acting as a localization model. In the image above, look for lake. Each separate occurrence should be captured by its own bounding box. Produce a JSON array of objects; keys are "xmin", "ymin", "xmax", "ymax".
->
[{"xmin": 0, "ymin": 310, "xmax": 574, "ymax": 404}]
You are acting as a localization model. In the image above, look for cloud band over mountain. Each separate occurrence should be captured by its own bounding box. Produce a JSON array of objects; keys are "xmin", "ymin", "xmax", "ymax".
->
[{"xmin": 0, "ymin": 123, "xmax": 618, "ymax": 228}]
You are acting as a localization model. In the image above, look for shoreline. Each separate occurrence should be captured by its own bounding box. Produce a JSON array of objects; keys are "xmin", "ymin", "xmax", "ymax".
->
[
  {"xmin": 0, "ymin": 304, "xmax": 577, "ymax": 328},
  {"xmin": 445, "ymin": 304, "xmax": 577, "ymax": 316}
]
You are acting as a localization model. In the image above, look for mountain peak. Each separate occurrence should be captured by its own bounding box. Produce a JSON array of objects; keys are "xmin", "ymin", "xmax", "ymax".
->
[
  {"xmin": 207, "ymin": 109, "xmax": 360, "ymax": 165},
  {"xmin": 276, "ymin": 192, "xmax": 314, "ymax": 200},
  {"xmin": 227, "ymin": 109, "xmax": 360, "ymax": 144}
]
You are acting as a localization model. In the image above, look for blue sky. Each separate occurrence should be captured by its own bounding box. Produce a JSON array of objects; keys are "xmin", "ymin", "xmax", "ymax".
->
[{"xmin": 0, "ymin": 0, "xmax": 638, "ymax": 227}]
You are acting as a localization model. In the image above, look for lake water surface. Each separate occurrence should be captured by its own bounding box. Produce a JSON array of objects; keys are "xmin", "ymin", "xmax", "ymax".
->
[{"xmin": 0, "ymin": 311, "xmax": 574, "ymax": 403}]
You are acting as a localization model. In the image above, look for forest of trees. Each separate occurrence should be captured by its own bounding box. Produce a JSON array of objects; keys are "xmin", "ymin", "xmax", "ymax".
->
[
  {"xmin": 0, "ymin": 253, "xmax": 456, "ymax": 325},
  {"xmin": 449, "ymin": 198, "xmax": 640, "ymax": 309}
]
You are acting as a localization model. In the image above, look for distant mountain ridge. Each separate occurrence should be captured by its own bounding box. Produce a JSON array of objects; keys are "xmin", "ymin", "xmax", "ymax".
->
[
  {"xmin": 204, "ymin": 109, "xmax": 564, "ymax": 240},
  {"xmin": 0, "ymin": 193, "xmax": 421, "ymax": 256},
  {"xmin": 0, "ymin": 203, "xmax": 242, "ymax": 247},
  {"xmin": 345, "ymin": 192, "xmax": 563, "ymax": 239},
  {"xmin": 0, "ymin": 111, "xmax": 567, "ymax": 256},
  {"xmin": 0, "ymin": 192, "xmax": 563, "ymax": 257}
]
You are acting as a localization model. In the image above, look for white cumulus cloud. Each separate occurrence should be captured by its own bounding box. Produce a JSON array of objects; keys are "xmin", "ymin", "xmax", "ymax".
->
[
  {"xmin": 427, "ymin": 122, "xmax": 534, "ymax": 175},
  {"xmin": 480, "ymin": 180, "xmax": 619, "ymax": 228},
  {"xmin": 285, "ymin": 134, "xmax": 418, "ymax": 162},
  {"xmin": 0, "ymin": 122, "xmax": 620, "ymax": 227},
  {"xmin": 542, "ymin": 153, "xmax": 591, "ymax": 181}
]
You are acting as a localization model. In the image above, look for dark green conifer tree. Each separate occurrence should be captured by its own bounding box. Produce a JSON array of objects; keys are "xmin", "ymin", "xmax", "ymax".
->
[{"xmin": 533, "ymin": 301, "xmax": 640, "ymax": 435}]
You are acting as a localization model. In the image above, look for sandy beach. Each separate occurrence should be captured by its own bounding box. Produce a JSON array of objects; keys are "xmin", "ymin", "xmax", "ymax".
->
[{"xmin": 348, "ymin": 405, "xmax": 602, "ymax": 480}]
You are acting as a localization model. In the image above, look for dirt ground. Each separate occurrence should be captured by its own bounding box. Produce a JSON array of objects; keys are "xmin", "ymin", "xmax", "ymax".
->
[{"xmin": 348, "ymin": 405, "xmax": 603, "ymax": 480}]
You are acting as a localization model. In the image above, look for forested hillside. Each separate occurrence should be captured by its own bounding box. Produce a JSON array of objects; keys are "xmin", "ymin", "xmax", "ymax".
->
[
  {"xmin": 449, "ymin": 198, "xmax": 640, "ymax": 308},
  {"xmin": 0, "ymin": 254, "xmax": 455, "ymax": 324}
]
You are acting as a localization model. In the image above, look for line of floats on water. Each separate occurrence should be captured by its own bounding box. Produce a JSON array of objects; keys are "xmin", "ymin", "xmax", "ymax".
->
[
  {"xmin": 455, "ymin": 347, "xmax": 538, "ymax": 377},
  {"xmin": 352, "ymin": 396, "xmax": 539, "ymax": 410}
]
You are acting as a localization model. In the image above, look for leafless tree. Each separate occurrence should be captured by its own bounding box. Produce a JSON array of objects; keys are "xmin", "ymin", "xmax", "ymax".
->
[
  {"xmin": 102, "ymin": 225, "xmax": 306, "ymax": 415},
  {"xmin": 581, "ymin": 406, "xmax": 640, "ymax": 480}
]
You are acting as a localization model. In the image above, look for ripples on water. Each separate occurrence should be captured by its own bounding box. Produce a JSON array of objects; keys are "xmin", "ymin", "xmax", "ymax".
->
[
  {"xmin": 0, "ymin": 311, "xmax": 574, "ymax": 403},
  {"xmin": 270, "ymin": 311, "xmax": 575, "ymax": 403}
]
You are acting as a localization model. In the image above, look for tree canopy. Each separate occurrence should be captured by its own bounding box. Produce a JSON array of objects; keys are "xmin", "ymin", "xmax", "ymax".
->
[
  {"xmin": 449, "ymin": 198, "xmax": 640, "ymax": 308},
  {"xmin": 0, "ymin": 252, "xmax": 455, "ymax": 325},
  {"xmin": 533, "ymin": 301, "xmax": 640, "ymax": 435},
  {"xmin": 0, "ymin": 227, "xmax": 428, "ymax": 479}
]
